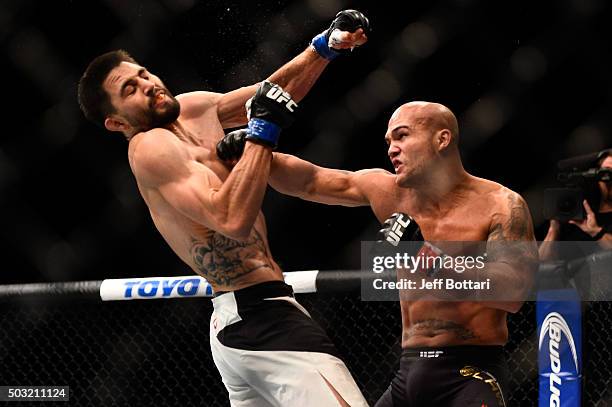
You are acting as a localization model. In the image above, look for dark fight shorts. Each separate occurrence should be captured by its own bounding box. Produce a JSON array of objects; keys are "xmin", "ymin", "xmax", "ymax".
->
[{"xmin": 375, "ymin": 345, "xmax": 508, "ymax": 407}]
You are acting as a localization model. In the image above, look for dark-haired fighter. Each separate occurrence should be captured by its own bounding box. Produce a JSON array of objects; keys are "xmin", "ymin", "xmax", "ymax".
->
[
  {"xmin": 218, "ymin": 101, "xmax": 538, "ymax": 406},
  {"xmin": 78, "ymin": 10, "xmax": 370, "ymax": 407}
]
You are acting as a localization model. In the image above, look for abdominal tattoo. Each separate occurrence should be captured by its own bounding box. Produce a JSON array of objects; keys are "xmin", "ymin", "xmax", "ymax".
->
[
  {"xmin": 408, "ymin": 319, "xmax": 477, "ymax": 340},
  {"xmin": 189, "ymin": 229, "xmax": 273, "ymax": 286}
]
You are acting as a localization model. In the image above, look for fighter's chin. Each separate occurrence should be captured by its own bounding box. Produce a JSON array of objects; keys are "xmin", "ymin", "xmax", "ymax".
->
[
  {"xmin": 394, "ymin": 172, "xmax": 410, "ymax": 187},
  {"xmin": 150, "ymin": 102, "xmax": 181, "ymax": 128},
  {"xmin": 395, "ymin": 171, "xmax": 420, "ymax": 188}
]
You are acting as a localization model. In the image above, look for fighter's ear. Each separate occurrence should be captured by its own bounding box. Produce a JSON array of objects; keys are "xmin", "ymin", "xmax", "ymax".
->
[
  {"xmin": 436, "ymin": 128, "xmax": 452, "ymax": 151},
  {"xmin": 104, "ymin": 116, "xmax": 129, "ymax": 133}
]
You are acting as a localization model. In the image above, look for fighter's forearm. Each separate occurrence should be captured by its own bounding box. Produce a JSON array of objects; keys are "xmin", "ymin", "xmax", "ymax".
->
[
  {"xmin": 216, "ymin": 49, "xmax": 327, "ymax": 128},
  {"xmin": 212, "ymin": 142, "xmax": 272, "ymax": 240},
  {"xmin": 266, "ymin": 47, "xmax": 329, "ymax": 102}
]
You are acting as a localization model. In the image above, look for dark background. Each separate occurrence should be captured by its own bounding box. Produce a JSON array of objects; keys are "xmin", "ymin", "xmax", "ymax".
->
[{"xmin": 1, "ymin": 0, "xmax": 610, "ymax": 284}]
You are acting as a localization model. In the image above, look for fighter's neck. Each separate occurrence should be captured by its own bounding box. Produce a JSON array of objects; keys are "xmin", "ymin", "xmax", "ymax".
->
[
  {"xmin": 408, "ymin": 165, "xmax": 471, "ymax": 213},
  {"xmin": 165, "ymin": 120, "xmax": 203, "ymax": 146}
]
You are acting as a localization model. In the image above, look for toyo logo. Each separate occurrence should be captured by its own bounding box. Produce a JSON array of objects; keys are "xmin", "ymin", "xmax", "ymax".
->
[
  {"xmin": 123, "ymin": 278, "xmax": 203, "ymax": 298},
  {"xmin": 538, "ymin": 312, "xmax": 579, "ymax": 407}
]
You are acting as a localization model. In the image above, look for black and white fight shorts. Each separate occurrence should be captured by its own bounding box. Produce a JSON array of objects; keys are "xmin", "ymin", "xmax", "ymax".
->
[
  {"xmin": 210, "ymin": 281, "xmax": 368, "ymax": 407},
  {"xmin": 375, "ymin": 346, "xmax": 508, "ymax": 407}
]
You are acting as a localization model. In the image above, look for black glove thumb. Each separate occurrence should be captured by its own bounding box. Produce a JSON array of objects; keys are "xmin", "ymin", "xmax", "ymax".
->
[{"xmin": 216, "ymin": 128, "xmax": 247, "ymax": 163}]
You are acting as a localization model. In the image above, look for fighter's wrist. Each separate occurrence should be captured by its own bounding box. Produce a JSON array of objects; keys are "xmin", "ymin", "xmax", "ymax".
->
[
  {"xmin": 310, "ymin": 32, "xmax": 339, "ymax": 61},
  {"xmin": 246, "ymin": 118, "xmax": 280, "ymax": 149}
]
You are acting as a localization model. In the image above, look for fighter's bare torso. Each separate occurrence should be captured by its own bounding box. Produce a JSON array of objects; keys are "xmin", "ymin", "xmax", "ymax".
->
[
  {"xmin": 365, "ymin": 172, "xmax": 514, "ymax": 348},
  {"xmin": 127, "ymin": 92, "xmax": 283, "ymax": 292}
]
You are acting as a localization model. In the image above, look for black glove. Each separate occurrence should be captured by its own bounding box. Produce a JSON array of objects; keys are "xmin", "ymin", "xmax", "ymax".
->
[
  {"xmin": 378, "ymin": 213, "xmax": 453, "ymax": 277},
  {"xmin": 311, "ymin": 9, "xmax": 371, "ymax": 60},
  {"xmin": 245, "ymin": 81, "xmax": 298, "ymax": 149},
  {"xmin": 216, "ymin": 128, "xmax": 247, "ymax": 163},
  {"xmin": 378, "ymin": 213, "xmax": 423, "ymax": 247}
]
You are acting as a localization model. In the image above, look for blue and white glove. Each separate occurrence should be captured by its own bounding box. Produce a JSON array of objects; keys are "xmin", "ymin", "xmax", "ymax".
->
[{"xmin": 311, "ymin": 9, "xmax": 371, "ymax": 60}]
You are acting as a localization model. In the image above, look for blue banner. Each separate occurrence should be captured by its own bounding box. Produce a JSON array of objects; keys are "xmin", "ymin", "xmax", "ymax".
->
[{"xmin": 537, "ymin": 289, "xmax": 582, "ymax": 407}]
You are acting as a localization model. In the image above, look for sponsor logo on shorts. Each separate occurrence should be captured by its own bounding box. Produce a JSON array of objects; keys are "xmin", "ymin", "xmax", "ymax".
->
[
  {"xmin": 460, "ymin": 366, "xmax": 506, "ymax": 407},
  {"xmin": 419, "ymin": 350, "xmax": 443, "ymax": 358}
]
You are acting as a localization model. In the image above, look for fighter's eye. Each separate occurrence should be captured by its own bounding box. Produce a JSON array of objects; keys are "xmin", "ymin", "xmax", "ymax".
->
[{"xmin": 125, "ymin": 85, "xmax": 135, "ymax": 95}]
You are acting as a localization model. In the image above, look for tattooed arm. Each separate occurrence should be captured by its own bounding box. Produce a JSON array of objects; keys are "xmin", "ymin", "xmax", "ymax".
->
[{"xmin": 481, "ymin": 190, "xmax": 538, "ymax": 313}]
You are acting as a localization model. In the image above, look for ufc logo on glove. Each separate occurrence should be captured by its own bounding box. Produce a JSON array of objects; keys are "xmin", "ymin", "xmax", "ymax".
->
[
  {"xmin": 387, "ymin": 214, "xmax": 411, "ymax": 246},
  {"xmin": 266, "ymin": 86, "xmax": 298, "ymax": 112}
]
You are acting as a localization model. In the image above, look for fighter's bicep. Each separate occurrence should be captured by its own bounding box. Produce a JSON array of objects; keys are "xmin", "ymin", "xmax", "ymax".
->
[
  {"xmin": 309, "ymin": 168, "xmax": 372, "ymax": 207},
  {"xmin": 217, "ymin": 85, "xmax": 259, "ymax": 128},
  {"xmin": 488, "ymin": 192, "xmax": 535, "ymax": 241},
  {"xmin": 156, "ymin": 168, "xmax": 222, "ymax": 230},
  {"xmin": 486, "ymin": 191, "xmax": 537, "ymax": 266},
  {"xmin": 131, "ymin": 136, "xmax": 221, "ymax": 229}
]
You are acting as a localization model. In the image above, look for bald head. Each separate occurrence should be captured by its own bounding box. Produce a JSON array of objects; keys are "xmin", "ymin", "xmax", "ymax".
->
[{"xmin": 389, "ymin": 101, "xmax": 459, "ymax": 147}]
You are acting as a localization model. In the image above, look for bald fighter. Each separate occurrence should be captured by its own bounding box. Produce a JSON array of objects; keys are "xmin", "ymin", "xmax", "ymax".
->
[
  {"xmin": 217, "ymin": 101, "xmax": 538, "ymax": 406},
  {"xmin": 78, "ymin": 10, "xmax": 370, "ymax": 407}
]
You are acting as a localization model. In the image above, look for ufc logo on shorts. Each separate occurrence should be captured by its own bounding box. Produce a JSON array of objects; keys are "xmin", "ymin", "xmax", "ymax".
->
[
  {"xmin": 266, "ymin": 86, "xmax": 297, "ymax": 112},
  {"xmin": 419, "ymin": 351, "xmax": 443, "ymax": 358},
  {"xmin": 386, "ymin": 214, "xmax": 411, "ymax": 246}
]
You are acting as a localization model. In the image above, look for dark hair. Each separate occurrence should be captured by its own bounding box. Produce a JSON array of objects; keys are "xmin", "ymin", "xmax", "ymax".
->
[
  {"xmin": 78, "ymin": 50, "xmax": 138, "ymax": 127},
  {"xmin": 597, "ymin": 148, "xmax": 611, "ymax": 168}
]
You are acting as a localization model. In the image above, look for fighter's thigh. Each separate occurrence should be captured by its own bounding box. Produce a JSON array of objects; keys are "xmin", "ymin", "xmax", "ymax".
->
[{"xmin": 241, "ymin": 350, "xmax": 368, "ymax": 407}]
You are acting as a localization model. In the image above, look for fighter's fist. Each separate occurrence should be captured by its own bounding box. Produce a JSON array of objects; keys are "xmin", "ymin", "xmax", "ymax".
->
[
  {"xmin": 216, "ymin": 128, "xmax": 247, "ymax": 164},
  {"xmin": 378, "ymin": 213, "xmax": 423, "ymax": 247},
  {"xmin": 311, "ymin": 9, "xmax": 370, "ymax": 60},
  {"xmin": 245, "ymin": 81, "xmax": 299, "ymax": 148}
]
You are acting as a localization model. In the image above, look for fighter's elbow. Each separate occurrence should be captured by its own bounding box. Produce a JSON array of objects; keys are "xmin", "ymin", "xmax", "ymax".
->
[{"xmin": 219, "ymin": 221, "xmax": 253, "ymax": 242}]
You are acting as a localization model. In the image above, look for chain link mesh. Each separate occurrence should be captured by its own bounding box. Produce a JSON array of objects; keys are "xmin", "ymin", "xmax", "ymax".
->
[
  {"xmin": 583, "ymin": 301, "xmax": 612, "ymax": 406},
  {"xmin": 0, "ymin": 296, "xmax": 610, "ymax": 406}
]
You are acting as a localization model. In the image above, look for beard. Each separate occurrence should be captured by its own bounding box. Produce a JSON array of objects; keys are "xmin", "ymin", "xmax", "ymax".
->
[
  {"xmin": 148, "ymin": 93, "xmax": 181, "ymax": 128},
  {"xmin": 129, "ymin": 90, "xmax": 181, "ymax": 131}
]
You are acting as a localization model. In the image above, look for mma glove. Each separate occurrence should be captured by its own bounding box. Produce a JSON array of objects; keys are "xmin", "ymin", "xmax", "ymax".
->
[
  {"xmin": 311, "ymin": 9, "xmax": 371, "ymax": 60},
  {"xmin": 217, "ymin": 81, "xmax": 298, "ymax": 161},
  {"xmin": 377, "ymin": 213, "xmax": 423, "ymax": 246},
  {"xmin": 377, "ymin": 213, "xmax": 449, "ymax": 277},
  {"xmin": 242, "ymin": 81, "xmax": 299, "ymax": 152},
  {"xmin": 216, "ymin": 128, "xmax": 247, "ymax": 163}
]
